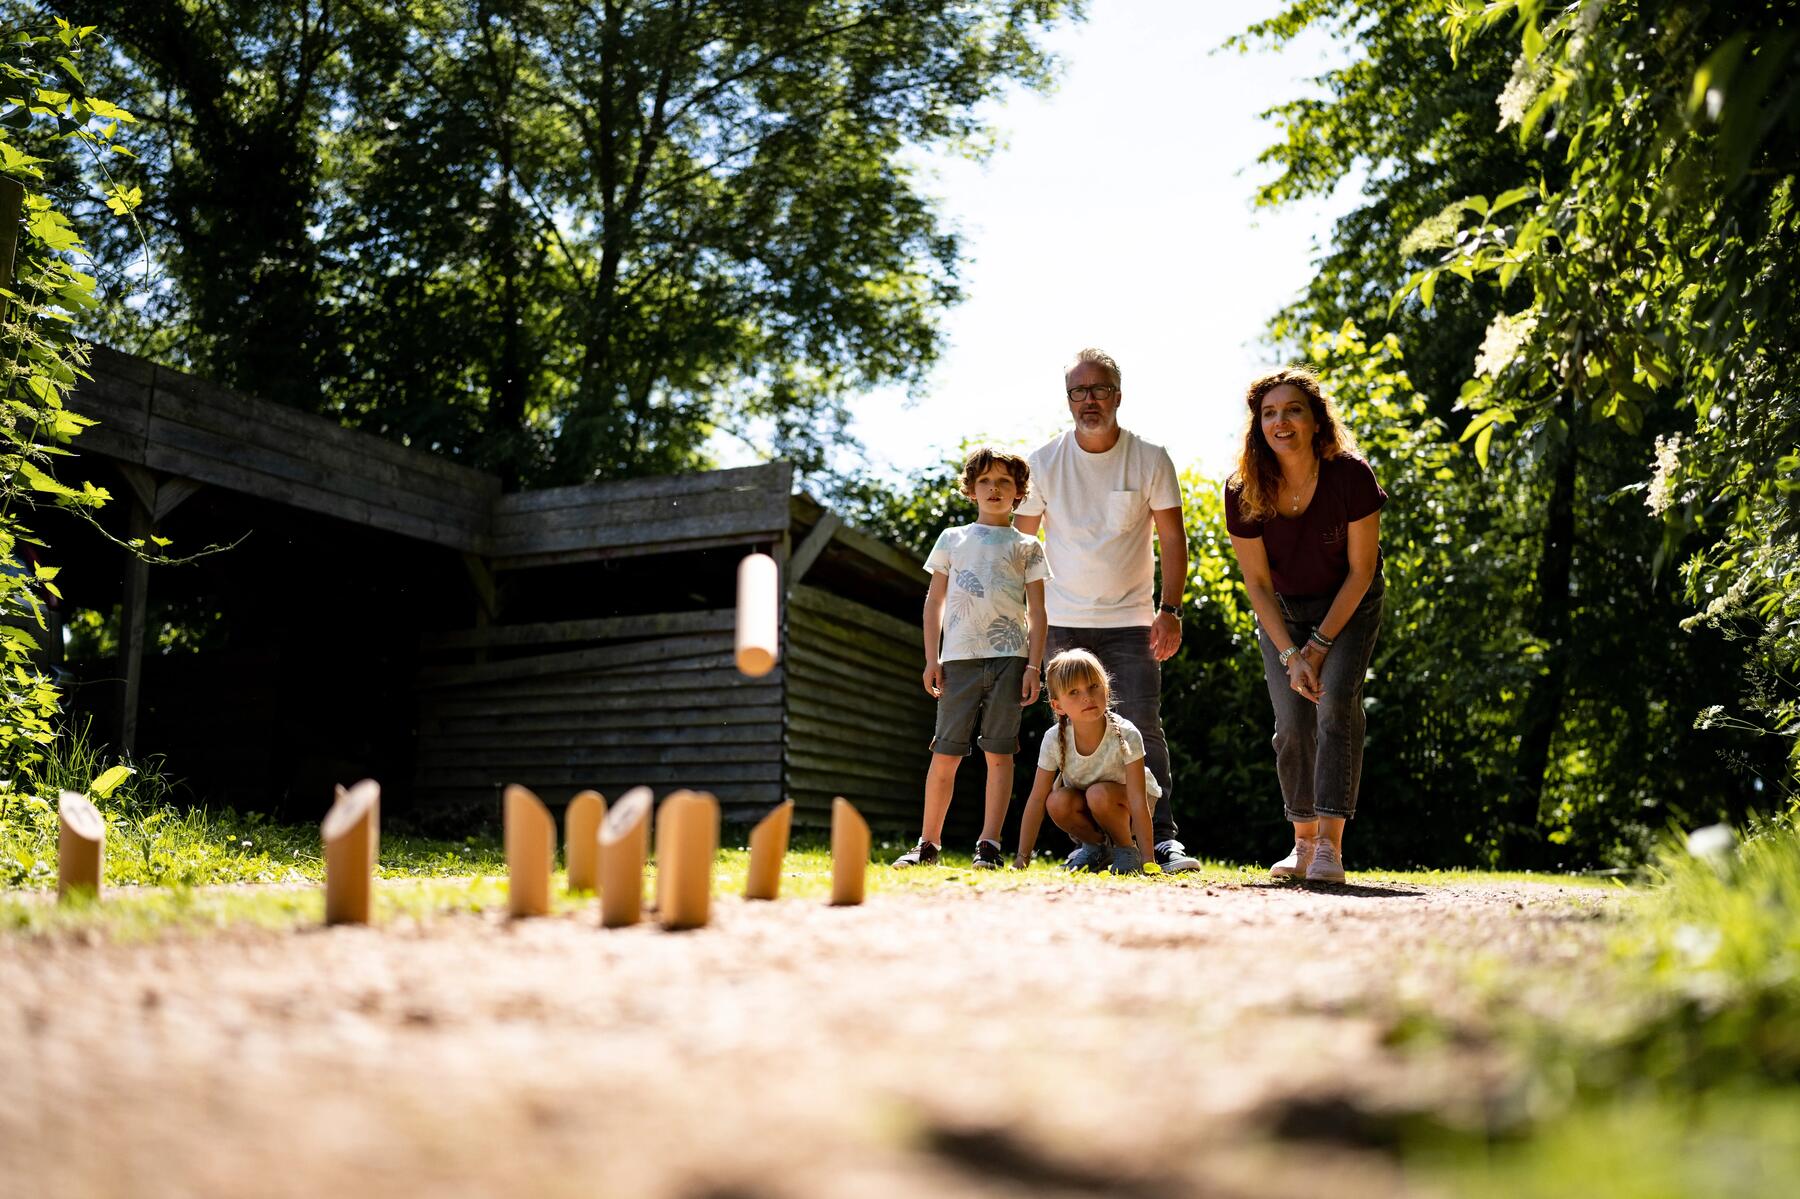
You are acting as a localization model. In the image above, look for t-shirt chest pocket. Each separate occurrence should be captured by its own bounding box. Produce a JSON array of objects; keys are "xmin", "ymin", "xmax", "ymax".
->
[{"xmin": 1106, "ymin": 489, "xmax": 1143, "ymax": 523}]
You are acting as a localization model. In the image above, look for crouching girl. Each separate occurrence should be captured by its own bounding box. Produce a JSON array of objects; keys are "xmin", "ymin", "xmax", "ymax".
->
[{"xmin": 1013, "ymin": 649, "xmax": 1158, "ymax": 874}]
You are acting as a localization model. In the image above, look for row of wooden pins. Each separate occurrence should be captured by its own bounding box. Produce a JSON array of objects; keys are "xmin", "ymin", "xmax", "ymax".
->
[
  {"xmin": 47, "ymin": 777, "xmax": 869, "ymax": 925},
  {"xmin": 318, "ymin": 781, "xmax": 869, "ymax": 927}
]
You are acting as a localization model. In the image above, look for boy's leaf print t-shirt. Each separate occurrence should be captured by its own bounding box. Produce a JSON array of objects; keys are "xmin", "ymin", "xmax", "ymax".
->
[{"xmin": 924, "ymin": 523, "xmax": 1051, "ymax": 661}]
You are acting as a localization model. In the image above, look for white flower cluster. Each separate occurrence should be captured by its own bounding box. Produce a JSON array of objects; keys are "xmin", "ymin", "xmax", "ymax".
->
[
  {"xmin": 1646, "ymin": 433, "xmax": 1683, "ymax": 515},
  {"xmin": 1400, "ymin": 204, "xmax": 1464, "ymax": 256},
  {"xmin": 1474, "ymin": 311, "xmax": 1539, "ymax": 378},
  {"xmin": 1497, "ymin": 54, "xmax": 1550, "ymax": 130}
]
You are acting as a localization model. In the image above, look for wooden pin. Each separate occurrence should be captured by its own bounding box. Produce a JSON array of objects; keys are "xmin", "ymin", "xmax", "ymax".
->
[
  {"xmin": 505, "ymin": 784, "xmax": 555, "ymax": 918},
  {"xmin": 321, "ymin": 780, "xmax": 380, "ymax": 925},
  {"xmin": 600, "ymin": 786, "xmax": 653, "ymax": 928},
  {"xmin": 656, "ymin": 790, "xmax": 719, "ymax": 930},
  {"xmin": 745, "ymin": 799, "xmax": 794, "ymax": 901},
  {"xmin": 57, "ymin": 791, "xmax": 104, "ymax": 902},
  {"xmin": 735, "ymin": 551, "xmax": 780, "ymax": 677},
  {"xmin": 565, "ymin": 790, "xmax": 606, "ymax": 894},
  {"xmin": 830, "ymin": 796, "xmax": 870, "ymax": 907}
]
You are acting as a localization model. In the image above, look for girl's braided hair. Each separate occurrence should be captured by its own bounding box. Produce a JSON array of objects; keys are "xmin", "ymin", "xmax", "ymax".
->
[{"xmin": 1043, "ymin": 648, "xmax": 1117, "ymax": 780}]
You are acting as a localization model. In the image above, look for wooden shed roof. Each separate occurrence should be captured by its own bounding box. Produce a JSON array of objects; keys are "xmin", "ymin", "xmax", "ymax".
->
[{"xmin": 69, "ymin": 347, "xmax": 918, "ymax": 586}]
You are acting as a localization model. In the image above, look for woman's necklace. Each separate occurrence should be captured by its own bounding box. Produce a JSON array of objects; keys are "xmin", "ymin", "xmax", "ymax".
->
[{"xmin": 1286, "ymin": 461, "xmax": 1319, "ymax": 513}]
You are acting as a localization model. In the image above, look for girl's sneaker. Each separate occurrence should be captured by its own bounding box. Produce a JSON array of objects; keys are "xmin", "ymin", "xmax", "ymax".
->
[
  {"xmin": 1270, "ymin": 838, "xmax": 1316, "ymax": 880},
  {"xmin": 1062, "ymin": 841, "xmax": 1109, "ymax": 872},
  {"xmin": 972, "ymin": 839, "xmax": 1004, "ymax": 870},
  {"xmin": 1305, "ymin": 838, "xmax": 1346, "ymax": 883},
  {"xmin": 892, "ymin": 839, "xmax": 940, "ymax": 867},
  {"xmin": 1109, "ymin": 845, "xmax": 1144, "ymax": 875}
]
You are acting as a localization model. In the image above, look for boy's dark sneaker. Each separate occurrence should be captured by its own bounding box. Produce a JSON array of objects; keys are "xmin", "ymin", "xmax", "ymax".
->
[
  {"xmin": 1155, "ymin": 839, "xmax": 1200, "ymax": 872},
  {"xmin": 972, "ymin": 839, "xmax": 1004, "ymax": 870},
  {"xmin": 892, "ymin": 839, "xmax": 940, "ymax": 868}
]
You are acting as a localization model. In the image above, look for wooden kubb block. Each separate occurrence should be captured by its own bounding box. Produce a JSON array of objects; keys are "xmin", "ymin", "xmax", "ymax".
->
[
  {"xmin": 735, "ymin": 551, "xmax": 780, "ymax": 678},
  {"xmin": 322, "ymin": 779, "xmax": 381, "ymax": 925},
  {"xmin": 831, "ymin": 797, "xmax": 869, "ymax": 907},
  {"xmin": 565, "ymin": 790, "xmax": 606, "ymax": 894},
  {"xmin": 506, "ymin": 784, "xmax": 555, "ymax": 918},
  {"xmin": 745, "ymin": 799, "xmax": 794, "ymax": 901},
  {"xmin": 600, "ymin": 786, "xmax": 653, "ymax": 928},
  {"xmin": 656, "ymin": 790, "xmax": 719, "ymax": 930},
  {"xmin": 57, "ymin": 791, "xmax": 104, "ymax": 902}
]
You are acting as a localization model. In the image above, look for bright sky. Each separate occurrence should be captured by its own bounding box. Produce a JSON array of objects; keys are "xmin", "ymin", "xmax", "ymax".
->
[{"xmin": 815, "ymin": 0, "xmax": 1360, "ymax": 485}]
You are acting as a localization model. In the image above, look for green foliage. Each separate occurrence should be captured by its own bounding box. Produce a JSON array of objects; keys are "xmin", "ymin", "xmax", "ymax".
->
[
  {"xmin": 51, "ymin": 0, "xmax": 1083, "ymax": 484},
  {"xmin": 0, "ymin": 18, "xmax": 123, "ymax": 777},
  {"xmin": 1410, "ymin": 0, "xmax": 1800, "ymax": 777},
  {"xmin": 1239, "ymin": 0, "xmax": 1778, "ymax": 866}
]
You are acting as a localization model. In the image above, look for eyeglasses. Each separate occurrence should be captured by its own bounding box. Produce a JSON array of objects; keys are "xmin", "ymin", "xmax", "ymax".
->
[{"xmin": 1066, "ymin": 385, "xmax": 1119, "ymax": 402}]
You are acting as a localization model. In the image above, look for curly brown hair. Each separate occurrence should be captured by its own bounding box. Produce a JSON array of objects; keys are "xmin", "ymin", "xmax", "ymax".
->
[
  {"xmin": 960, "ymin": 446, "xmax": 1032, "ymax": 509},
  {"xmin": 1229, "ymin": 366, "xmax": 1361, "ymax": 523}
]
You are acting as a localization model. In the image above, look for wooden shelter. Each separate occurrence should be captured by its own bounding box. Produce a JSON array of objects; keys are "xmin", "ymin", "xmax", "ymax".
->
[{"xmin": 52, "ymin": 347, "xmax": 950, "ymax": 835}]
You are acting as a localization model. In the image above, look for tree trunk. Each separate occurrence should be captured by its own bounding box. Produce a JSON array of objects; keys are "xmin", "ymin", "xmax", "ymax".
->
[{"xmin": 1504, "ymin": 419, "xmax": 1580, "ymax": 866}]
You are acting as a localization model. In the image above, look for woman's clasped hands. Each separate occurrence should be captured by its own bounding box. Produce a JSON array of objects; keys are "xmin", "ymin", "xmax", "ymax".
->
[{"xmin": 1286, "ymin": 650, "xmax": 1323, "ymax": 704}]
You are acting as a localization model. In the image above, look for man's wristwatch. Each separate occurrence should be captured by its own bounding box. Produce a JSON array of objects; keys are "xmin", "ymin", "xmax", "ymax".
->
[{"xmin": 1156, "ymin": 601, "xmax": 1181, "ymax": 617}]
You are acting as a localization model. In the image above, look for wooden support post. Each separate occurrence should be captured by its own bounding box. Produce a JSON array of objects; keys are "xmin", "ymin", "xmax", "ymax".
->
[
  {"xmin": 599, "ymin": 786, "xmax": 652, "ymax": 928},
  {"xmin": 505, "ymin": 784, "xmax": 555, "ymax": 917},
  {"xmin": 744, "ymin": 800, "xmax": 793, "ymax": 901},
  {"xmin": 830, "ymin": 797, "xmax": 869, "ymax": 907},
  {"xmin": 565, "ymin": 790, "xmax": 605, "ymax": 894},
  {"xmin": 735, "ymin": 551, "xmax": 780, "ymax": 677},
  {"xmin": 655, "ymin": 790, "xmax": 718, "ymax": 930},
  {"xmin": 56, "ymin": 792, "xmax": 103, "ymax": 901},
  {"xmin": 322, "ymin": 780, "xmax": 380, "ymax": 925},
  {"xmin": 117, "ymin": 496, "xmax": 152, "ymax": 756},
  {"xmin": 786, "ymin": 513, "xmax": 842, "ymax": 592}
]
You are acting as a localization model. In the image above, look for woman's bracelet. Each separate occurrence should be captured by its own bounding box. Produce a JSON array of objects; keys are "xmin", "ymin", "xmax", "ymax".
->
[
  {"xmin": 1309, "ymin": 629, "xmax": 1335, "ymax": 650},
  {"xmin": 1024, "ymin": 663, "xmax": 1040, "ymax": 674},
  {"xmin": 1278, "ymin": 644, "xmax": 1303, "ymax": 666}
]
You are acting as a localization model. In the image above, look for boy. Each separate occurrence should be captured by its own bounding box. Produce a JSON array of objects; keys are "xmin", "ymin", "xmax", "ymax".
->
[{"xmin": 894, "ymin": 447, "xmax": 1050, "ymax": 869}]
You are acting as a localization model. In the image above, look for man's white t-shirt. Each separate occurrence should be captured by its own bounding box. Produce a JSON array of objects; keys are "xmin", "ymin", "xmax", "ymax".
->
[{"xmin": 1014, "ymin": 428, "xmax": 1183, "ymax": 627}]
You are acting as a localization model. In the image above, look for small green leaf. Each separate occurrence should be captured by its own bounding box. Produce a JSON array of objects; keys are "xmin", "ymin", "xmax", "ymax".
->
[
  {"xmin": 1474, "ymin": 423, "xmax": 1495, "ymax": 469},
  {"xmin": 1489, "ymin": 186, "xmax": 1534, "ymax": 217},
  {"xmin": 90, "ymin": 764, "xmax": 134, "ymax": 799}
]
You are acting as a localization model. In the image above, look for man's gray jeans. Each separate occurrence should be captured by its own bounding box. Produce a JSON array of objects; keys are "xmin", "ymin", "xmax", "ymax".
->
[
  {"xmin": 1255, "ymin": 576, "xmax": 1385, "ymax": 822},
  {"xmin": 1045, "ymin": 625, "xmax": 1177, "ymax": 843}
]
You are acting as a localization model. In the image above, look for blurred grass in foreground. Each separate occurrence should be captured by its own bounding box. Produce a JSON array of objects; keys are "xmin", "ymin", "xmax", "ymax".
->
[{"xmin": 1408, "ymin": 817, "xmax": 1800, "ymax": 1197}]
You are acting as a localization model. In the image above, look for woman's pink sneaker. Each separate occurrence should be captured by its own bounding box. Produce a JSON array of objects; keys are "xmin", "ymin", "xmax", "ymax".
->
[{"xmin": 1269, "ymin": 838, "xmax": 1315, "ymax": 880}]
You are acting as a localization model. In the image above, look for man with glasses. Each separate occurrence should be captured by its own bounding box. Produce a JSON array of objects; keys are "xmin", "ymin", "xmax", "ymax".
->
[{"xmin": 1014, "ymin": 348, "xmax": 1199, "ymax": 872}]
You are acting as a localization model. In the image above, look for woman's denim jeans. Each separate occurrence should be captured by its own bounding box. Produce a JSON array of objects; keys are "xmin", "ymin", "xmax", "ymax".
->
[{"xmin": 1256, "ymin": 577, "xmax": 1384, "ymax": 822}]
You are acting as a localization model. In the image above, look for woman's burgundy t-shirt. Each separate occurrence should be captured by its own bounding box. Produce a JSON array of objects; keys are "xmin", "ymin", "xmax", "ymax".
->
[{"xmin": 1224, "ymin": 456, "xmax": 1387, "ymax": 598}]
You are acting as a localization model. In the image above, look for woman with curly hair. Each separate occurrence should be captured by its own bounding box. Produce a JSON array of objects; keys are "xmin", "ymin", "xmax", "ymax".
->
[{"xmin": 1224, "ymin": 367, "xmax": 1386, "ymax": 883}]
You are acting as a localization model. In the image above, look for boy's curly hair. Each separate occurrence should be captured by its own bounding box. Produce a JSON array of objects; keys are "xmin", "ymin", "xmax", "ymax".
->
[{"xmin": 959, "ymin": 446, "xmax": 1032, "ymax": 508}]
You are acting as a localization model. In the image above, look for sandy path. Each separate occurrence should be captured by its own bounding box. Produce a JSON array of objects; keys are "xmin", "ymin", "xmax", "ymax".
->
[{"xmin": 1, "ymin": 876, "xmax": 1613, "ymax": 1198}]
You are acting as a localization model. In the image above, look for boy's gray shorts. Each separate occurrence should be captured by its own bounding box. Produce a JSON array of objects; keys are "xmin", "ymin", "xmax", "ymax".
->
[{"xmin": 930, "ymin": 657, "xmax": 1028, "ymax": 756}]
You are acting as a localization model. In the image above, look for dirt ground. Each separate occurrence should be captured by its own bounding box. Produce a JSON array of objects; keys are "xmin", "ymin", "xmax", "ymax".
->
[{"xmin": 1, "ymin": 874, "xmax": 1614, "ymax": 1199}]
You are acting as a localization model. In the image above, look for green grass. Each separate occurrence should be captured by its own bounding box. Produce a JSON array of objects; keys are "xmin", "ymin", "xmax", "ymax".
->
[
  {"xmin": 0, "ymin": 724, "xmax": 508, "ymax": 889},
  {"xmin": 1400, "ymin": 817, "xmax": 1800, "ymax": 1197},
  {"xmin": 1415, "ymin": 1090, "xmax": 1800, "ymax": 1199},
  {"xmin": 0, "ymin": 836, "xmax": 1607, "ymax": 941}
]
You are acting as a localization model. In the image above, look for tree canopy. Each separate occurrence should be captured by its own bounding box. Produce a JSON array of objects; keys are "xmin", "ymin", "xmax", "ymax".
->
[{"xmin": 45, "ymin": 0, "xmax": 1081, "ymax": 484}]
